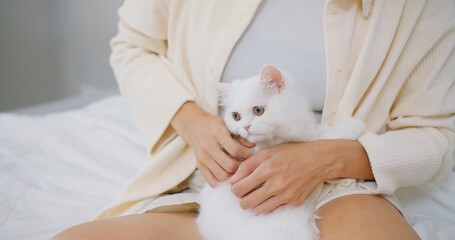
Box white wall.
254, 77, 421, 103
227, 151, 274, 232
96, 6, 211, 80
0, 0, 124, 111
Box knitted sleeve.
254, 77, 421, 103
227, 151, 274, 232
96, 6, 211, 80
110, 0, 195, 154
358, 3, 455, 194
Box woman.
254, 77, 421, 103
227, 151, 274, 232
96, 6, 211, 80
54, 0, 454, 239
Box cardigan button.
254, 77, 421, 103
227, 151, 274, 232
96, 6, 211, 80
209, 68, 216, 80
336, 63, 343, 73
330, 4, 339, 14
238, 12, 245, 22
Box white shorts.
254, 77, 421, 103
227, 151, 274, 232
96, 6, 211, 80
122, 170, 401, 215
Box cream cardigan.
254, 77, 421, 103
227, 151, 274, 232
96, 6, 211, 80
96, 0, 455, 219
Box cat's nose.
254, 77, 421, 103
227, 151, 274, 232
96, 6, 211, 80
243, 125, 251, 131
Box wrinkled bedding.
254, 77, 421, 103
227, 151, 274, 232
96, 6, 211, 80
0, 96, 454, 240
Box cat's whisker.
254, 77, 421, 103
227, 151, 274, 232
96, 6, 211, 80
248, 125, 294, 139
268, 127, 294, 139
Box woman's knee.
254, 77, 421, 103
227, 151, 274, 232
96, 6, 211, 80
316, 195, 420, 240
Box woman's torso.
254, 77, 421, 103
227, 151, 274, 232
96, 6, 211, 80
221, 0, 326, 118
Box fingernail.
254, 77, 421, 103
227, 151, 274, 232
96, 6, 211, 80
253, 209, 261, 216
228, 175, 237, 185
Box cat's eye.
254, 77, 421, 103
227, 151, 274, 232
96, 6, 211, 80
253, 106, 265, 116
232, 112, 241, 121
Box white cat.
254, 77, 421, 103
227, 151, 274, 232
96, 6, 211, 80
196, 65, 365, 240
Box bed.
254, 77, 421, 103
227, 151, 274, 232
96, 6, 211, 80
0, 94, 454, 240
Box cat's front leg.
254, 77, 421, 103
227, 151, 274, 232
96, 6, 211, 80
318, 117, 365, 140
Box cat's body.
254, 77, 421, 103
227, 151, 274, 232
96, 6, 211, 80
197, 66, 364, 240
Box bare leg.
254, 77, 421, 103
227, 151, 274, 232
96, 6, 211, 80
52, 212, 203, 240
317, 195, 420, 240
54, 195, 419, 240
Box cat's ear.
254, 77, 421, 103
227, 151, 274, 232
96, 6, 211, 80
260, 65, 285, 94
214, 82, 230, 94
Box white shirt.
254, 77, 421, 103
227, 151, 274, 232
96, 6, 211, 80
221, 0, 326, 115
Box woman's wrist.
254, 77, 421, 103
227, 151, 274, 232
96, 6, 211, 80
320, 139, 374, 181
171, 101, 203, 140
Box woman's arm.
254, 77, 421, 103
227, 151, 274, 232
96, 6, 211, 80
321, 139, 374, 181
230, 4, 455, 214
111, 0, 197, 155
171, 102, 253, 186
113, 1, 253, 185
229, 140, 373, 214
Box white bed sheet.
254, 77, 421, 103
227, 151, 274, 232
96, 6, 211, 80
0, 96, 144, 240
0, 95, 454, 240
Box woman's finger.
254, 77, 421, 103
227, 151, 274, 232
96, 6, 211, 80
204, 155, 231, 182
236, 136, 256, 148
252, 195, 285, 215
199, 137, 235, 181
238, 183, 271, 210
229, 151, 267, 185
230, 160, 268, 198
198, 164, 219, 187
211, 144, 240, 174
216, 128, 253, 160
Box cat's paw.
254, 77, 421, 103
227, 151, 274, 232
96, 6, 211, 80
319, 117, 365, 140
336, 117, 365, 140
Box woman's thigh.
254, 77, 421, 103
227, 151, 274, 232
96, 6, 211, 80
54, 195, 419, 240
317, 194, 420, 240
52, 212, 203, 240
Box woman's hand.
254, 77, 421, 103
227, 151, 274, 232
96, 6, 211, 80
229, 140, 373, 214
171, 102, 253, 187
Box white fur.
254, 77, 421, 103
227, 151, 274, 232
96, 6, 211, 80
198, 182, 320, 240
197, 67, 365, 240
217, 71, 318, 150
